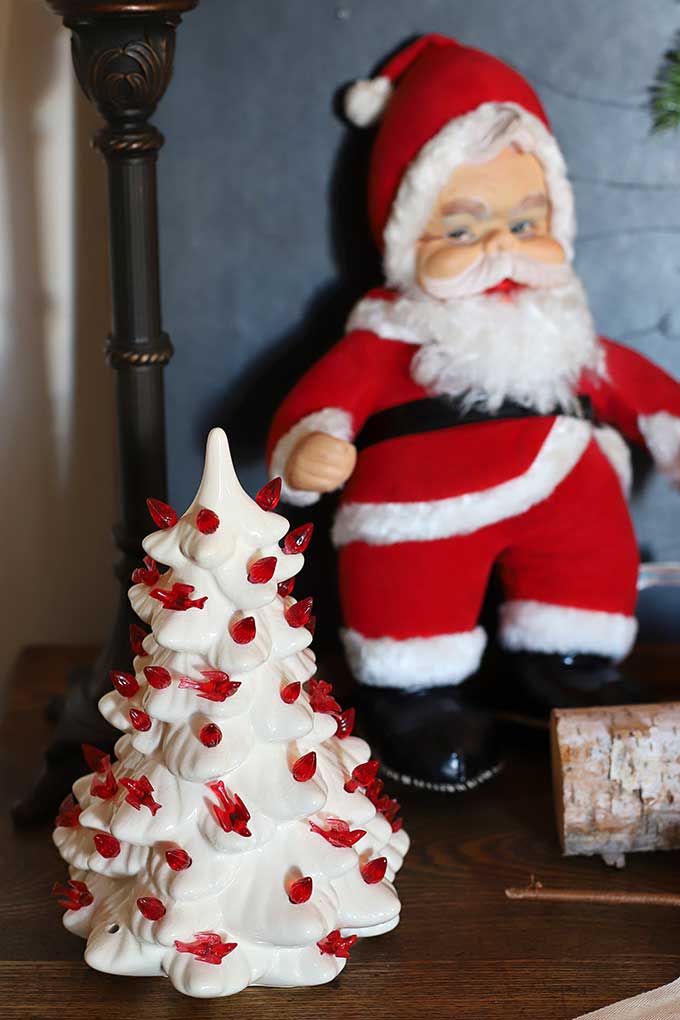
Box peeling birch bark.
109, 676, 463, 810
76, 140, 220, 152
551, 703, 680, 862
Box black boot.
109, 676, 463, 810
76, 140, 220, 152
506, 651, 649, 716
357, 678, 502, 793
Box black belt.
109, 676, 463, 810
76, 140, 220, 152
355, 394, 595, 452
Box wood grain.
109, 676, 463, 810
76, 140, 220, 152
2, 645, 680, 1019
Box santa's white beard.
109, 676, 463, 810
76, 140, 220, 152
403, 267, 604, 414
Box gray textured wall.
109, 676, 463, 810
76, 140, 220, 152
157, 0, 680, 640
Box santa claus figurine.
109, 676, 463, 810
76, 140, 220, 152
267, 35, 680, 793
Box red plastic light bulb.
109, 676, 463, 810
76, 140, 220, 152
146, 497, 178, 529
282, 523, 314, 555
174, 932, 237, 964
291, 751, 316, 782
120, 775, 162, 815
391, 817, 403, 833
196, 507, 220, 533
361, 856, 387, 885
144, 665, 171, 689
344, 759, 380, 793
317, 930, 357, 959
129, 623, 148, 657
335, 707, 355, 740
131, 555, 160, 587
255, 477, 281, 511
54, 793, 81, 828
82, 743, 108, 773
136, 896, 166, 920
309, 818, 366, 848
354, 760, 379, 785
229, 616, 256, 644
151, 582, 207, 611
280, 681, 301, 704
129, 708, 152, 732
288, 876, 313, 904
179, 670, 240, 702
277, 576, 295, 597
199, 723, 223, 747
385, 798, 401, 822
208, 780, 251, 837
308, 679, 341, 715
110, 670, 139, 698
366, 778, 384, 804
247, 556, 277, 584
84, 746, 119, 799
165, 847, 192, 871
90, 768, 118, 801
93, 832, 121, 858
285, 597, 313, 629
52, 879, 93, 911
373, 793, 391, 814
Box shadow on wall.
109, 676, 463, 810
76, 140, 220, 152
0, 1, 117, 701
200, 87, 383, 655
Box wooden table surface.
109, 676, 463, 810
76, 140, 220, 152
2, 644, 680, 1020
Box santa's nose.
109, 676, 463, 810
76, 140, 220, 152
483, 226, 513, 254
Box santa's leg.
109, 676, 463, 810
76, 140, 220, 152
338, 531, 502, 791
497, 438, 640, 712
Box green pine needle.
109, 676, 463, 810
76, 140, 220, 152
652, 48, 680, 132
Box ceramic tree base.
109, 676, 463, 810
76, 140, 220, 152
52, 429, 408, 998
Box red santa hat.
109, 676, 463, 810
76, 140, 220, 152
345, 35, 575, 289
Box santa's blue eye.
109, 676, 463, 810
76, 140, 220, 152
447, 228, 475, 242
510, 219, 535, 235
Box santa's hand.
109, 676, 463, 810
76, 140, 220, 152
285, 432, 357, 492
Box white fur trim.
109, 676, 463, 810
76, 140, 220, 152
383, 102, 575, 290
345, 76, 393, 127
499, 600, 637, 659
342, 626, 486, 687
269, 408, 354, 507
332, 416, 591, 546
638, 412, 680, 484
594, 426, 632, 494
346, 296, 422, 344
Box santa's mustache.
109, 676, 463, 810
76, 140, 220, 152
422, 251, 572, 300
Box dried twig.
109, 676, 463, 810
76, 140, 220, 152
505, 877, 680, 908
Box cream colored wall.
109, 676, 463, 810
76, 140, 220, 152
0, 0, 117, 694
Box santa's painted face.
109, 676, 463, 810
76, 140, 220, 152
416, 146, 567, 299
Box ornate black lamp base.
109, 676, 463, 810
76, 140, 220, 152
13, 0, 198, 825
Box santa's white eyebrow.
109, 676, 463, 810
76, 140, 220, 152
440, 197, 490, 219
509, 193, 548, 215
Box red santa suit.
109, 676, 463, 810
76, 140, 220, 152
267, 36, 680, 691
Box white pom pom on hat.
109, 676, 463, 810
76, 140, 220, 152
344, 76, 393, 127
342, 34, 452, 128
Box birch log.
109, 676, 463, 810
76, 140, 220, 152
551, 702, 680, 863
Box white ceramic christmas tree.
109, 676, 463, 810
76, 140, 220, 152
52, 428, 409, 998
